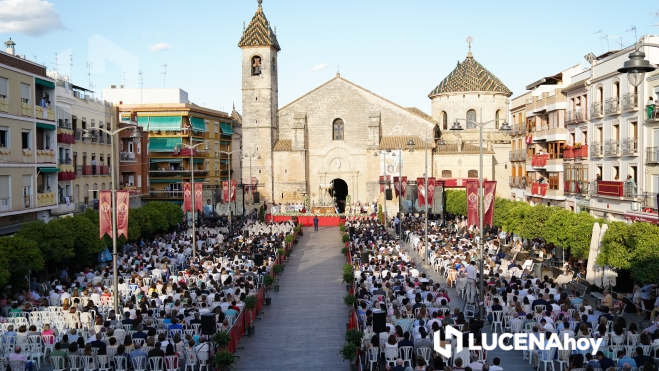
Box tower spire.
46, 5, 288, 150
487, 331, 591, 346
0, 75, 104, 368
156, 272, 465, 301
257, 0, 262, 7
466, 36, 473, 58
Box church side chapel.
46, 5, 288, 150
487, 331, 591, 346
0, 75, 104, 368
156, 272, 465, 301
239, 1, 513, 214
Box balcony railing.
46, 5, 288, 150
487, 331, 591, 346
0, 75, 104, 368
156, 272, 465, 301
74, 129, 82, 141
605, 97, 620, 115
590, 101, 603, 118
642, 193, 658, 210
509, 176, 513, 187
604, 140, 620, 156
590, 141, 603, 157
530, 183, 548, 196
574, 144, 588, 159
578, 181, 589, 195
622, 92, 638, 111
566, 110, 586, 125
646, 147, 659, 164
621, 137, 638, 156
57, 120, 72, 129
144, 190, 184, 199
148, 169, 209, 178
120, 152, 137, 162
590, 180, 636, 198
36, 192, 57, 207
563, 147, 574, 161
624, 182, 637, 198
531, 154, 549, 167
0, 197, 10, 212
509, 152, 513, 162
520, 151, 527, 161
58, 194, 74, 205
75, 165, 83, 176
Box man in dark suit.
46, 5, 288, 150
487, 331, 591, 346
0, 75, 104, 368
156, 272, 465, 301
313, 216, 319, 231
121, 312, 134, 327
531, 296, 547, 310
147, 342, 165, 358
397, 332, 414, 348
90, 333, 107, 355
633, 347, 654, 367
133, 325, 148, 341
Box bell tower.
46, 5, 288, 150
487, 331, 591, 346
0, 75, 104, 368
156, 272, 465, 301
239, 0, 280, 204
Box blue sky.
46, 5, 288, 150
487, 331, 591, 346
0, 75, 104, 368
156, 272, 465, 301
1, 0, 657, 114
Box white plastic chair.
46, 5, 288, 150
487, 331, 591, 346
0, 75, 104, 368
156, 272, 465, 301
131, 356, 147, 371
97, 355, 112, 371
491, 311, 504, 333
536, 347, 557, 371
82, 355, 97, 371
68, 354, 84, 371
149, 356, 165, 371
184, 350, 198, 371
366, 347, 379, 371
50, 356, 67, 371
384, 347, 398, 368
416, 347, 432, 367
399, 346, 413, 367
165, 355, 180, 371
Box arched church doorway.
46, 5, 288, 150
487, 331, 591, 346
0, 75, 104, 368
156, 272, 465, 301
328, 178, 348, 213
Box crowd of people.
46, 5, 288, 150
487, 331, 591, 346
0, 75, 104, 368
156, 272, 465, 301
0, 210, 295, 371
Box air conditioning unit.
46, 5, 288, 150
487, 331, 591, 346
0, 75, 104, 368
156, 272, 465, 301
73, 91, 80, 98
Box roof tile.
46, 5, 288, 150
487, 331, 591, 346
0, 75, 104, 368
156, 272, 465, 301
429, 53, 512, 96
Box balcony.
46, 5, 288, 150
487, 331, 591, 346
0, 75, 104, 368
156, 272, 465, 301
0, 198, 10, 212
57, 127, 75, 144
120, 152, 137, 162
604, 97, 621, 115
642, 193, 658, 210
590, 101, 603, 118
566, 110, 586, 125
81, 165, 109, 176
531, 154, 549, 168
148, 169, 209, 178
36, 149, 55, 163
574, 144, 588, 159
622, 92, 638, 112
590, 141, 603, 157
36, 192, 57, 207
590, 180, 636, 198
604, 140, 620, 156
74, 129, 82, 141
58, 165, 75, 181
121, 186, 140, 196
530, 183, 548, 196
578, 181, 589, 196
509, 176, 513, 187
35, 106, 55, 121
509, 151, 513, 162
646, 147, 659, 164
22, 149, 32, 163
143, 190, 184, 200
563, 147, 574, 161
519, 151, 527, 161
621, 137, 638, 156
21, 102, 31, 116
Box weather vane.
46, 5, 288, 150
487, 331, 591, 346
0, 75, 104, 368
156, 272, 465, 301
466, 36, 473, 52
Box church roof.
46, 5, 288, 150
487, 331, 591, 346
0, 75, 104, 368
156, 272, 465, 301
434, 142, 495, 155
429, 52, 512, 97
379, 136, 435, 150
238, 2, 281, 51
273, 139, 292, 151
405, 107, 435, 123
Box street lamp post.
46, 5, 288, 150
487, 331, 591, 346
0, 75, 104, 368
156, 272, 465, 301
217, 150, 239, 230
82, 125, 142, 315
244, 151, 261, 205
617, 42, 658, 86
174, 141, 210, 260
449, 113, 510, 319
374, 150, 392, 225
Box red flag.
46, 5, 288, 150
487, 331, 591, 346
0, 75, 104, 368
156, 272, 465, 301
483, 181, 497, 228
417, 178, 425, 207
183, 182, 192, 212
379, 176, 385, 193
116, 191, 130, 239
427, 178, 436, 207
230, 180, 237, 202
401, 176, 407, 197
99, 190, 112, 239
223, 181, 229, 203
466, 180, 479, 228
393, 177, 400, 198
194, 183, 203, 212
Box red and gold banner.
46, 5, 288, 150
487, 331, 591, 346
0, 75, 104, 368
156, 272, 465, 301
393, 177, 400, 198
401, 176, 407, 197
183, 182, 192, 212
427, 178, 436, 207
194, 183, 203, 212
483, 180, 497, 228
379, 176, 385, 193
99, 190, 112, 239
466, 180, 479, 228
230, 180, 237, 202
116, 191, 130, 239
417, 178, 425, 207
223, 181, 229, 203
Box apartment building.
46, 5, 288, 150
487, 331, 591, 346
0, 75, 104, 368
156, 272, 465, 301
116, 116, 149, 208
509, 92, 530, 201
0, 39, 59, 233
562, 69, 591, 213
523, 65, 582, 207
102, 88, 236, 206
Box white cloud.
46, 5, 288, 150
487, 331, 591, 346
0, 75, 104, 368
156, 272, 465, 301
149, 42, 173, 52
310, 63, 327, 71
0, 0, 63, 37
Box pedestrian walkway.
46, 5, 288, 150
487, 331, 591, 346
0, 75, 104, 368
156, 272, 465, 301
233, 226, 346, 370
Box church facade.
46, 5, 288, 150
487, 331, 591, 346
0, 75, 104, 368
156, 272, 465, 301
239, 1, 512, 212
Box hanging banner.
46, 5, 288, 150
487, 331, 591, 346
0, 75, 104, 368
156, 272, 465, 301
393, 177, 400, 198
230, 180, 237, 202
401, 176, 407, 197
183, 182, 192, 212
466, 180, 479, 228
417, 178, 426, 207
194, 183, 203, 212
379, 176, 385, 193
223, 181, 229, 203
99, 190, 112, 239
252, 177, 258, 194
483, 181, 497, 228
116, 191, 130, 239
427, 178, 436, 207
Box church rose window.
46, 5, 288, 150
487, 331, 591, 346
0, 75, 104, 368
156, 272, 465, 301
333, 119, 344, 140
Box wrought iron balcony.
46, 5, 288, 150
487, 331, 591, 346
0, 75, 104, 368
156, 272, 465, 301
621, 137, 638, 156
604, 97, 620, 115
590, 141, 603, 157
604, 140, 619, 156
622, 92, 638, 111
590, 101, 603, 118
646, 147, 659, 164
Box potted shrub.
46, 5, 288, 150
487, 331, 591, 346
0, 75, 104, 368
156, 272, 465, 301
343, 264, 353, 275
284, 234, 294, 247
341, 233, 350, 243
263, 275, 274, 305
342, 271, 355, 291
277, 248, 285, 257
244, 295, 257, 336
273, 264, 283, 276
343, 294, 357, 307
210, 329, 231, 350
274, 277, 280, 292
345, 329, 364, 348
341, 247, 349, 255
210, 350, 236, 371
339, 223, 345, 233
338, 342, 359, 371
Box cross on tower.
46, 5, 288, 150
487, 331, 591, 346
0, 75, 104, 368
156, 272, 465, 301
466, 36, 473, 52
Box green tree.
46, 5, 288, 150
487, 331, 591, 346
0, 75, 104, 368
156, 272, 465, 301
597, 221, 632, 269
58, 216, 105, 269
626, 223, 659, 282
517, 204, 553, 240
15, 220, 75, 276
0, 236, 45, 288
445, 190, 466, 216
493, 197, 516, 229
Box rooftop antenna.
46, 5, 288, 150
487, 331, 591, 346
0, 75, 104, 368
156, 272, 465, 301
69, 53, 73, 83
627, 26, 638, 43
87, 62, 95, 92
122, 72, 126, 87
161, 63, 167, 88
139, 70, 143, 104
594, 30, 604, 53
32, 55, 37, 63
600, 33, 610, 51
605, 36, 623, 49
49, 53, 64, 73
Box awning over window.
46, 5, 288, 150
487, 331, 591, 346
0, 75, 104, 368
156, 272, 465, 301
35, 78, 55, 89
36, 122, 56, 130
150, 179, 182, 183
220, 122, 233, 135
38, 167, 60, 173
219, 159, 229, 165
140, 116, 183, 131
148, 137, 182, 152
190, 117, 206, 133
193, 158, 205, 164
150, 158, 182, 163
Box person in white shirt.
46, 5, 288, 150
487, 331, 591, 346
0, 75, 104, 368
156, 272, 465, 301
490, 357, 504, 371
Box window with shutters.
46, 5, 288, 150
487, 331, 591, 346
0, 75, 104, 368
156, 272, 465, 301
0, 77, 8, 99
20, 83, 30, 103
